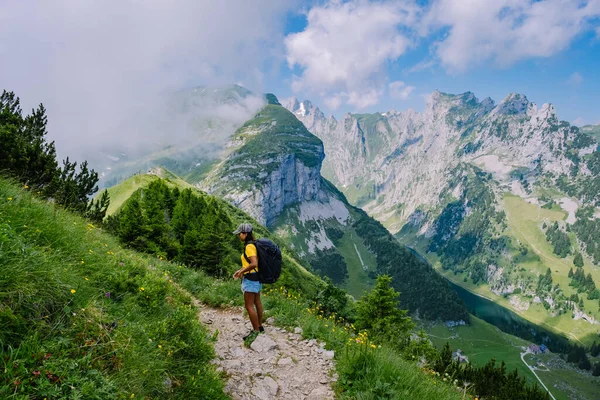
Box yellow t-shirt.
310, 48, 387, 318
242, 243, 258, 275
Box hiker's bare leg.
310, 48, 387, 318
244, 292, 259, 331
254, 292, 263, 327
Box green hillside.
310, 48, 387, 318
0, 177, 227, 399
0, 177, 474, 400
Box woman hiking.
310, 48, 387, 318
232, 223, 264, 340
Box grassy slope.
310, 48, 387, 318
0, 177, 226, 399
103, 168, 194, 216
426, 316, 533, 380
426, 317, 600, 400
502, 194, 600, 344
527, 352, 600, 400
399, 193, 600, 399
337, 231, 376, 298
402, 194, 599, 346
1, 176, 465, 400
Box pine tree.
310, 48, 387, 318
87, 190, 110, 223
355, 275, 415, 348
118, 196, 146, 246
574, 252, 584, 268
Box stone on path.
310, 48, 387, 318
199, 306, 336, 399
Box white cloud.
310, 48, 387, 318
0, 0, 297, 162
567, 72, 584, 86
425, 0, 600, 72
285, 0, 418, 109
389, 81, 415, 100
405, 59, 436, 74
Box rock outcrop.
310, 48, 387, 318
285, 91, 597, 233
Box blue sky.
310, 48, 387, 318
270, 1, 600, 125
1, 0, 599, 156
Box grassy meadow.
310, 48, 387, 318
1, 176, 468, 400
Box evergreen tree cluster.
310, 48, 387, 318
567, 345, 592, 371
434, 343, 550, 400
568, 267, 599, 300
310, 248, 348, 284
107, 180, 239, 277
572, 207, 600, 264
537, 268, 553, 294
352, 209, 470, 322
0, 90, 108, 222
544, 222, 571, 258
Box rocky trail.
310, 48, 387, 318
197, 304, 337, 400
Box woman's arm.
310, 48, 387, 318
233, 256, 258, 279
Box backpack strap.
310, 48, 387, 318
243, 241, 258, 273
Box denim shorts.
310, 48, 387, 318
241, 277, 262, 293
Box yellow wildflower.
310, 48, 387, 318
140, 287, 145, 291
84, 277, 89, 281
24, 185, 29, 189
370, 344, 376, 349
7, 197, 13, 201
70, 289, 76, 294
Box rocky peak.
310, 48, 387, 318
284, 97, 300, 113
199, 104, 327, 226
493, 93, 530, 116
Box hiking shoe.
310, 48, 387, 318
243, 331, 259, 341
259, 326, 265, 334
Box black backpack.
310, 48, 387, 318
244, 238, 282, 284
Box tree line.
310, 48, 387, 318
0, 90, 108, 222
352, 208, 470, 322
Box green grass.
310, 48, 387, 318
338, 231, 376, 299
426, 316, 534, 382
0, 177, 227, 399
502, 194, 600, 344
103, 168, 195, 216
1, 175, 469, 400
425, 317, 600, 400
525, 353, 600, 400
261, 287, 463, 400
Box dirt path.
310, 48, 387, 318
197, 303, 337, 400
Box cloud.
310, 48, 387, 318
567, 72, 584, 86
388, 81, 415, 100
285, 0, 418, 109
573, 117, 585, 126
425, 0, 600, 72
0, 0, 297, 165
405, 59, 436, 74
